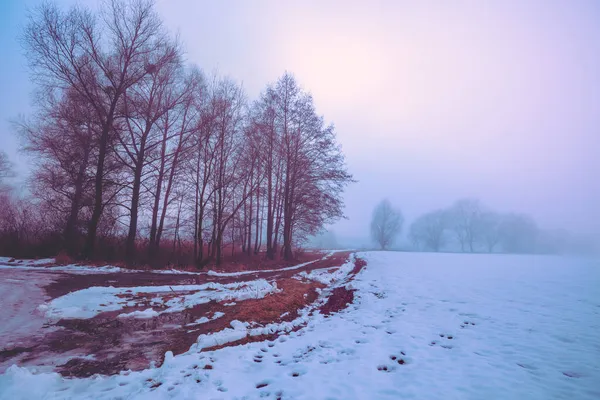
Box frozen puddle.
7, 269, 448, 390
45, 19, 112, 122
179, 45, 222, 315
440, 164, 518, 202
1, 252, 599, 399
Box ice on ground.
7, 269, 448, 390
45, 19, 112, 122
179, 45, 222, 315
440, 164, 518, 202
2, 252, 600, 400
0, 262, 205, 275
117, 308, 159, 319
186, 311, 226, 326
0, 255, 208, 275
41, 279, 276, 319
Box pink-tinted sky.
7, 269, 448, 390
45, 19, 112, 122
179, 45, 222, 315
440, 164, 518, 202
1, 0, 599, 240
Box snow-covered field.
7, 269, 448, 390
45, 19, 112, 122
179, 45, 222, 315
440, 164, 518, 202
1, 251, 599, 399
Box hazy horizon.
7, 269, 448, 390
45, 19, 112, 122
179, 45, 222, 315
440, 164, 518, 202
1, 0, 599, 242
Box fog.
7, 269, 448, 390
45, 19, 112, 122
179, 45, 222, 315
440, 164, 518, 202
1, 0, 599, 247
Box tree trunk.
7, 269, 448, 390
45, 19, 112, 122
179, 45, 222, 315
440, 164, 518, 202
148, 119, 169, 261
254, 182, 260, 254
83, 118, 112, 259
125, 156, 144, 264
246, 177, 253, 256
63, 145, 90, 256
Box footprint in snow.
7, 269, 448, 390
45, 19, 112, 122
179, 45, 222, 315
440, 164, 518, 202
377, 364, 395, 372
430, 335, 454, 348
256, 380, 271, 389
460, 320, 476, 328
562, 371, 584, 378
290, 365, 308, 377
389, 353, 407, 365
516, 363, 537, 371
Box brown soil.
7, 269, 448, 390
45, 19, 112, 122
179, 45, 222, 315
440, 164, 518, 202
319, 287, 356, 315
319, 256, 366, 315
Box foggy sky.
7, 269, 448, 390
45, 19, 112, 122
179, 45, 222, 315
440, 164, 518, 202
1, 0, 599, 242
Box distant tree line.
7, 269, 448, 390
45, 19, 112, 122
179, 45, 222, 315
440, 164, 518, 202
0, 0, 352, 267
409, 198, 594, 254
363, 197, 595, 254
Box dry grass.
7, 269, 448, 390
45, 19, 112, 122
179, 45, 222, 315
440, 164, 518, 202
54, 251, 73, 265
233, 278, 325, 324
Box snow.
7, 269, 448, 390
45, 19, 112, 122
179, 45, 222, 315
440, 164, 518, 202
117, 308, 159, 319
41, 279, 277, 320
2, 251, 600, 399
195, 320, 250, 350
186, 312, 225, 327
0, 262, 124, 274
295, 256, 356, 285
0, 262, 204, 275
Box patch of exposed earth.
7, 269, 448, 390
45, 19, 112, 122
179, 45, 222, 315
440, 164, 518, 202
0, 251, 363, 377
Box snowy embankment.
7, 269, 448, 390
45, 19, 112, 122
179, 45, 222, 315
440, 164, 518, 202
2, 252, 600, 399
0, 258, 203, 275
40, 279, 277, 320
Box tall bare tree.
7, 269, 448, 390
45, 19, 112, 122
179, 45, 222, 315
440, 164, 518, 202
448, 198, 483, 252
147, 69, 202, 261
370, 199, 403, 250
116, 38, 184, 263
17, 88, 97, 255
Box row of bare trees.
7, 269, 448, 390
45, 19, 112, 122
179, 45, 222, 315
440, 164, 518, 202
408, 199, 540, 253
11, 0, 352, 267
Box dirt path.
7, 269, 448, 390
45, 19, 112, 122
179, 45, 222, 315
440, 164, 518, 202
0, 251, 361, 377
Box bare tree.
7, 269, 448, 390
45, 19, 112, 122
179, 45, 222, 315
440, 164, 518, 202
480, 211, 502, 253
447, 198, 483, 252
115, 37, 185, 264
251, 85, 279, 259
146, 69, 201, 262
409, 210, 448, 252
17, 89, 97, 255
273, 73, 352, 260
370, 199, 403, 250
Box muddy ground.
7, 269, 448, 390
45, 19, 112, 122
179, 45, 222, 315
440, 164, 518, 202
0, 251, 364, 377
